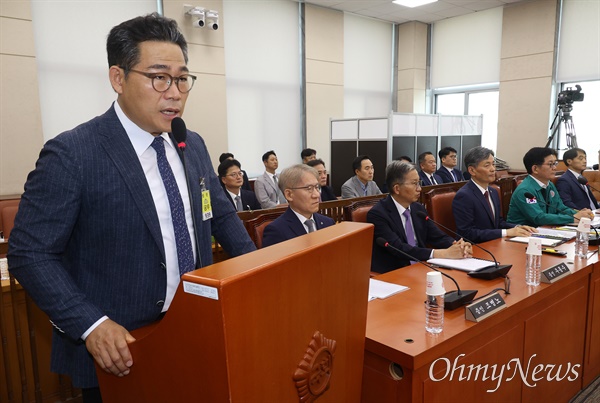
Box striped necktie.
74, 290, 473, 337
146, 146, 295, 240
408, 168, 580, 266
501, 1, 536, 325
151, 137, 195, 276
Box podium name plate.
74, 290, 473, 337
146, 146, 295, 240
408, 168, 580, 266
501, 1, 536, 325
183, 281, 219, 300
540, 262, 571, 284
465, 292, 506, 322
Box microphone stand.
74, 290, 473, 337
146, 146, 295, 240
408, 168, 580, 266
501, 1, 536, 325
415, 211, 512, 280
170, 120, 203, 269
376, 238, 477, 310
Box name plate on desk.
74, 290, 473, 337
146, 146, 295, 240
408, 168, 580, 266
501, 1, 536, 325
540, 262, 571, 284
465, 292, 506, 322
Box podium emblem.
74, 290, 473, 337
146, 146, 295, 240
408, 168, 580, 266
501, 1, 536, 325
293, 331, 336, 402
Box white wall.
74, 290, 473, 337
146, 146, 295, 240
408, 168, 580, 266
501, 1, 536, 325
31, 0, 157, 141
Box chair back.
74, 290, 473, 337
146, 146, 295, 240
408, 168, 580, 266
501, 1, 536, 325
245, 211, 286, 249
1, 205, 18, 239
427, 191, 457, 237
343, 199, 380, 223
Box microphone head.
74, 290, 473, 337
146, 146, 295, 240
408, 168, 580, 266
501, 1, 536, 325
415, 211, 428, 220
577, 176, 588, 185
524, 192, 536, 199
171, 117, 187, 145
376, 237, 388, 248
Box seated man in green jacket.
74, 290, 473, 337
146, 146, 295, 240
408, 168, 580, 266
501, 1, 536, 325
507, 147, 594, 226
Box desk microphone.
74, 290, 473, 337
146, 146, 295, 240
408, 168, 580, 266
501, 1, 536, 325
375, 237, 477, 310
414, 211, 512, 280
577, 176, 600, 196
171, 117, 203, 268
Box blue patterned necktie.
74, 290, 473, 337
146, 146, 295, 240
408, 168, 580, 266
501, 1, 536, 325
151, 136, 195, 276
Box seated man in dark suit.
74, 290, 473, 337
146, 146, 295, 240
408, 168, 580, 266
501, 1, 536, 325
556, 148, 599, 211
262, 164, 335, 247
219, 152, 251, 191
418, 151, 443, 186
367, 161, 472, 273
436, 147, 465, 183
218, 159, 261, 211
307, 159, 337, 201
452, 146, 535, 243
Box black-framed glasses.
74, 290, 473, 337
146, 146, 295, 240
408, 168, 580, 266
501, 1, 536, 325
126, 69, 197, 93
538, 161, 559, 168
226, 171, 243, 178
290, 184, 321, 193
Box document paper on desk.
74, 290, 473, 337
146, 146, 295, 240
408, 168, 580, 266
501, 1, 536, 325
427, 257, 496, 272
368, 279, 409, 301
508, 227, 576, 246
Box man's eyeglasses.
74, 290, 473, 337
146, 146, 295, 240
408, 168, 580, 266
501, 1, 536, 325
226, 171, 243, 178
400, 181, 422, 189
126, 69, 197, 93
290, 184, 321, 193
538, 161, 559, 168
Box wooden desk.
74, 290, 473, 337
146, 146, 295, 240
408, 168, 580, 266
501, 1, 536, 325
362, 239, 599, 402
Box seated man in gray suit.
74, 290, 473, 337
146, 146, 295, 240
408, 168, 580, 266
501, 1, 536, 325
254, 150, 288, 209
341, 155, 382, 199
7, 14, 256, 400
262, 164, 335, 247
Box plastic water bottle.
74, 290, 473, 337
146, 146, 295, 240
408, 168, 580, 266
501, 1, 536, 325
425, 272, 445, 334
525, 253, 542, 286
525, 237, 542, 286
575, 217, 591, 258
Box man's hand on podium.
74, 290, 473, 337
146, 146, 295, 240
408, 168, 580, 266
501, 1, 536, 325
86, 319, 136, 377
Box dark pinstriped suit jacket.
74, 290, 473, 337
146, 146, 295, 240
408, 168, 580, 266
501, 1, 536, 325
7, 105, 256, 388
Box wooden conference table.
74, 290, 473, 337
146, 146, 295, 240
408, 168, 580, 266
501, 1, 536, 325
362, 236, 599, 402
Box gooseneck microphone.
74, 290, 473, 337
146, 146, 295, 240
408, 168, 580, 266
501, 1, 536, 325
415, 211, 512, 280
171, 117, 203, 268
577, 175, 600, 194
376, 237, 477, 310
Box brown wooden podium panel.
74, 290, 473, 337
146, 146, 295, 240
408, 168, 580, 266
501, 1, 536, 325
361, 238, 598, 402
584, 262, 600, 387
97, 222, 374, 402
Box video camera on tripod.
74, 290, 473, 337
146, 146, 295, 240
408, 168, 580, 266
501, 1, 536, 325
557, 84, 584, 108
545, 85, 584, 148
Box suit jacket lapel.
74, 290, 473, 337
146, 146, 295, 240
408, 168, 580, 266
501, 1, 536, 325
284, 208, 308, 237
99, 108, 165, 257
470, 182, 495, 224
384, 197, 407, 242
567, 171, 588, 197
264, 172, 277, 193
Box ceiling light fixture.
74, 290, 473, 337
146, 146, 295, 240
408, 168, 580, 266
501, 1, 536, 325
393, 0, 438, 8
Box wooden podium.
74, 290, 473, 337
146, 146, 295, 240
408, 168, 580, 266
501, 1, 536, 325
97, 222, 374, 402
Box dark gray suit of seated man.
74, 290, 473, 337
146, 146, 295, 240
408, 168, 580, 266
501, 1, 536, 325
367, 161, 472, 274
7, 14, 256, 401
262, 164, 335, 248
341, 155, 382, 199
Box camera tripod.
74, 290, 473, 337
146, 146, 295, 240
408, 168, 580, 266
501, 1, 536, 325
545, 103, 577, 149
